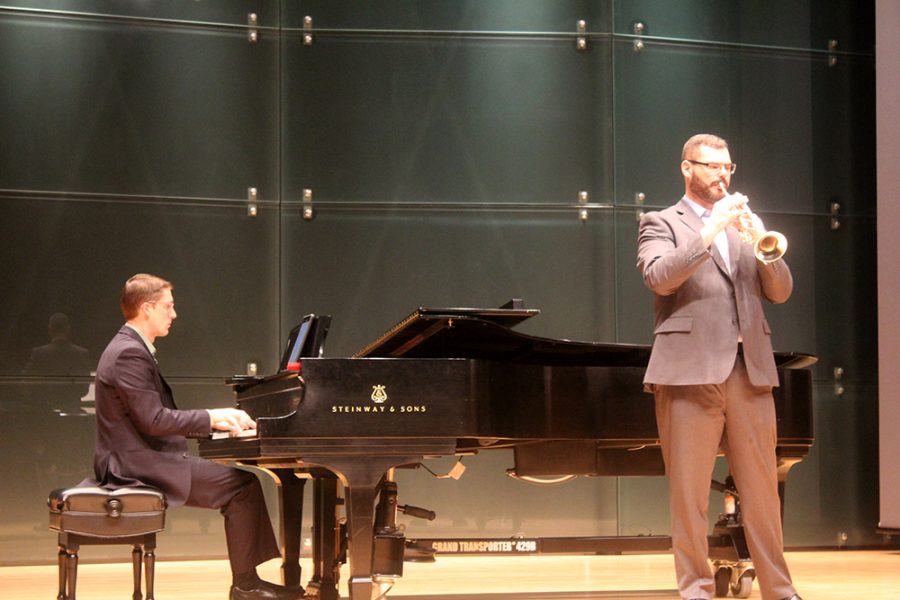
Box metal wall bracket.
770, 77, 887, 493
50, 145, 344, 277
578, 190, 589, 221
635, 192, 646, 221
828, 39, 838, 67
633, 22, 645, 52
303, 16, 314, 45
302, 188, 315, 220
248, 13, 259, 43
833, 366, 845, 396
576, 20, 587, 51
247, 187, 258, 217
830, 201, 841, 230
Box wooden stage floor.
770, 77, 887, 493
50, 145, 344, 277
1, 549, 897, 599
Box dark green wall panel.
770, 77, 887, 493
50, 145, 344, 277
283, 35, 613, 204
286, 0, 611, 33
613, 0, 874, 53
1, 1, 282, 26
0, 197, 281, 378
0, 14, 279, 199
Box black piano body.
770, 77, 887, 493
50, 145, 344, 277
199, 306, 815, 600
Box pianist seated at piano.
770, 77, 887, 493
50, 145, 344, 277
84, 274, 304, 600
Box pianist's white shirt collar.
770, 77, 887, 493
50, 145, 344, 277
125, 322, 157, 359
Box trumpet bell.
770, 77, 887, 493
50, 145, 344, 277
754, 231, 788, 263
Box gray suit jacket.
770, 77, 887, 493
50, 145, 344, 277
90, 326, 210, 506
636, 198, 793, 387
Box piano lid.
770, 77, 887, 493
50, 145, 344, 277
353, 302, 537, 358
354, 303, 817, 369
354, 304, 650, 366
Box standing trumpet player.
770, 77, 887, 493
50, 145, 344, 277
636, 134, 801, 600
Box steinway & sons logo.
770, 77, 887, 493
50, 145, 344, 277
371, 384, 387, 403
330, 384, 427, 414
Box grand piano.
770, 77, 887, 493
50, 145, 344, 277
199, 304, 815, 600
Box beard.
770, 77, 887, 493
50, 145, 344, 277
690, 176, 726, 204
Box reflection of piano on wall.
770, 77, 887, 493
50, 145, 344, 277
199, 303, 815, 600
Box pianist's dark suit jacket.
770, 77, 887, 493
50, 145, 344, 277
91, 325, 211, 507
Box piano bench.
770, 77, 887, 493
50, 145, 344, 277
48, 486, 167, 600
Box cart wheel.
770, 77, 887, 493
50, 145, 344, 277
714, 566, 732, 597
730, 568, 755, 598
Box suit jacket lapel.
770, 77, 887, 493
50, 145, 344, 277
676, 199, 704, 234
157, 371, 176, 409
710, 244, 731, 278
676, 199, 732, 277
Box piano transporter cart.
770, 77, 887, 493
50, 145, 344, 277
406, 472, 761, 599
252, 466, 765, 600
199, 305, 815, 600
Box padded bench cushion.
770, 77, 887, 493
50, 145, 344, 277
49, 486, 166, 538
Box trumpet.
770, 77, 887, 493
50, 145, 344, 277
720, 183, 788, 263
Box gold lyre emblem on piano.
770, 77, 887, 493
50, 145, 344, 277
371, 385, 388, 404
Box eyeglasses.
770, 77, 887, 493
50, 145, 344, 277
147, 300, 176, 313
687, 160, 737, 174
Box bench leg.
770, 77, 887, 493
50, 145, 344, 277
57, 547, 68, 600
65, 548, 78, 600
144, 545, 156, 600
131, 545, 143, 600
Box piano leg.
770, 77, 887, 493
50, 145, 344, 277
345, 477, 383, 599
776, 455, 803, 522
316, 457, 422, 600
309, 473, 341, 600
272, 468, 306, 589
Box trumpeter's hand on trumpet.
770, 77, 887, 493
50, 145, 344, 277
716, 182, 765, 243
701, 183, 751, 239
714, 181, 788, 263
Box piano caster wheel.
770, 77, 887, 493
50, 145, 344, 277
715, 566, 732, 597
714, 565, 754, 598
730, 568, 755, 598
403, 540, 436, 563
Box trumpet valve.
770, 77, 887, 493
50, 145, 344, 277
737, 227, 757, 244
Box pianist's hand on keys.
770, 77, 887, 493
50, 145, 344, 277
207, 407, 256, 435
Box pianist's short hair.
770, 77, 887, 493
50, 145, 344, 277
120, 274, 173, 320
682, 133, 729, 160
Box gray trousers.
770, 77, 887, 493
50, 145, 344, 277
653, 356, 796, 600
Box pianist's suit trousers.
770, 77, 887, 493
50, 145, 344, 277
184, 458, 280, 575
653, 355, 796, 600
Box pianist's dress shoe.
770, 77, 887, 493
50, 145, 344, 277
779, 596, 803, 600
229, 580, 305, 600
